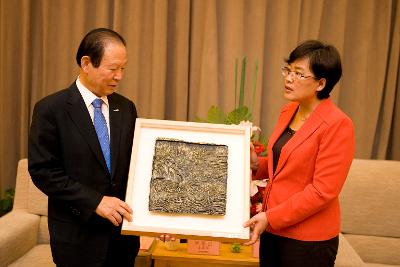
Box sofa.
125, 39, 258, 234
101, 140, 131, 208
0, 158, 398, 266
0, 159, 152, 267
339, 159, 400, 267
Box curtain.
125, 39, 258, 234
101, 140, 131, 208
1, 0, 399, 194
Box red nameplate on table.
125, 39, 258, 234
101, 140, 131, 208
187, 239, 220, 255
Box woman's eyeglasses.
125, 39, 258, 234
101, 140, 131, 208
281, 66, 315, 80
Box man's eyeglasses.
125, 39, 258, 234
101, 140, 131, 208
281, 66, 315, 80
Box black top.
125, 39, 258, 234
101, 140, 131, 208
272, 127, 296, 173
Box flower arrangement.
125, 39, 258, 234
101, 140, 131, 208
250, 129, 268, 217
253, 140, 267, 156
196, 57, 268, 218
250, 142, 268, 217
196, 57, 257, 124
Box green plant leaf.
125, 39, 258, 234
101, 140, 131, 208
235, 58, 238, 108
5, 188, 14, 198
197, 57, 261, 128
258, 134, 267, 144
250, 60, 259, 115
239, 57, 247, 108
226, 106, 252, 125
206, 105, 227, 124
231, 243, 241, 253
194, 106, 225, 124
2, 199, 12, 212
0, 188, 14, 214
194, 116, 206, 123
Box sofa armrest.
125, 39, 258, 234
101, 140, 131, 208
0, 209, 40, 266
335, 233, 365, 267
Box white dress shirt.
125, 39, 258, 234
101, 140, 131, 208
76, 77, 110, 136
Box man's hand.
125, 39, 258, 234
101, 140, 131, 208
95, 196, 133, 226
243, 212, 268, 245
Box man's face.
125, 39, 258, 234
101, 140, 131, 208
83, 41, 127, 97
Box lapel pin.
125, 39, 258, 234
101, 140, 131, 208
113, 109, 120, 112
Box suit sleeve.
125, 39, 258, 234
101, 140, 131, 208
28, 100, 102, 222
266, 116, 355, 230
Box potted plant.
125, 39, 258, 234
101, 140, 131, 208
0, 188, 15, 216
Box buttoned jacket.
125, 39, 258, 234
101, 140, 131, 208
255, 98, 355, 241
28, 82, 138, 263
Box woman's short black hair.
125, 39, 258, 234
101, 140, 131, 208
76, 28, 126, 68
285, 40, 342, 99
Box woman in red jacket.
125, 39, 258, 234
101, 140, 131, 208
244, 40, 355, 267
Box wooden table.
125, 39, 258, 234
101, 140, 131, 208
135, 237, 157, 267
152, 241, 259, 267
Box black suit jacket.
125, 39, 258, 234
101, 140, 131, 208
28, 82, 138, 265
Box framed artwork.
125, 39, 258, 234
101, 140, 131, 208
122, 118, 251, 242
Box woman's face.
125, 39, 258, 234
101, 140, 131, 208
282, 57, 323, 104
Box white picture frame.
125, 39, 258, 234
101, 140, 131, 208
122, 118, 251, 242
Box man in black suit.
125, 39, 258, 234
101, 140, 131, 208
28, 28, 139, 267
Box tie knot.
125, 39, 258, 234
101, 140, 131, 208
92, 98, 103, 109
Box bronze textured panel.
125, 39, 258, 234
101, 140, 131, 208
149, 138, 228, 215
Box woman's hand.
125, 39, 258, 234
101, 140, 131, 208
243, 212, 268, 245
250, 142, 259, 170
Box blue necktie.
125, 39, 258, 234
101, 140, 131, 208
92, 98, 111, 173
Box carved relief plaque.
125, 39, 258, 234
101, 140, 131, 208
149, 138, 228, 215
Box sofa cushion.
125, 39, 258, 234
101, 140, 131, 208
13, 159, 30, 210
0, 211, 40, 267
345, 234, 400, 266
335, 233, 365, 267
38, 216, 50, 244
8, 244, 55, 267
27, 178, 48, 216
340, 159, 400, 238
366, 264, 400, 267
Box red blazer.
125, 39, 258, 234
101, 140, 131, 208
254, 99, 354, 241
